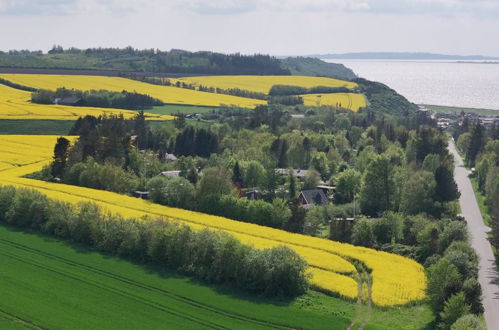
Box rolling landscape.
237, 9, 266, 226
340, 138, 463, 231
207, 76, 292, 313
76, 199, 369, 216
1, 2, 499, 329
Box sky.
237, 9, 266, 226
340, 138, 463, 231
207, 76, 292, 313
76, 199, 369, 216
0, 0, 498, 56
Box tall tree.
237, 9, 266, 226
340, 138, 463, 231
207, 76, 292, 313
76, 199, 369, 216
359, 154, 398, 216
51, 137, 71, 178
466, 123, 485, 167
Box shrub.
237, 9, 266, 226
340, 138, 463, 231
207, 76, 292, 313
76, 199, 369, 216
439, 292, 471, 330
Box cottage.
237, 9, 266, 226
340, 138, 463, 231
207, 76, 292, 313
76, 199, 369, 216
299, 189, 328, 208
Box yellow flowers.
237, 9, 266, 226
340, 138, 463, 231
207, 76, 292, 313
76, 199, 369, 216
0, 84, 174, 121
301, 93, 367, 111
0, 74, 265, 108
172, 75, 358, 94
0, 135, 427, 306
0, 73, 365, 111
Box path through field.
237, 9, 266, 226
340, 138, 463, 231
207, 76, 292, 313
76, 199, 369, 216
449, 139, 499, 330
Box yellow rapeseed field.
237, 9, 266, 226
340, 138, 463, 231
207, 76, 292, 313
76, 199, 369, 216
0, 135, 427, 306
0, 74, 265, 108
301, 93, 367, 112
171, 75, 358, 94
0, 84, 174, 120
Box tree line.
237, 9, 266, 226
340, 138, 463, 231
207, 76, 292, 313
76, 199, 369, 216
0, 185, 309, 297
31, 87, 163, 110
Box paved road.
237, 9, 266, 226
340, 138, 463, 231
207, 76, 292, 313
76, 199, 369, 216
449, 139, 499, 330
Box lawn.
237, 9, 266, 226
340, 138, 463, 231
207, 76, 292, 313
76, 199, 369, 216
149, 104, 218, 115
0, 225, 433, 329
0, 120, 75, 135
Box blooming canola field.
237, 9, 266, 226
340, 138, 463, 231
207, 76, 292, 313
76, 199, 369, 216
0, 74, 265, 108
0, 74, 366, 111
0, 135, 426, 306
171, 75, 359, 94
0, 83, 174, 121
301, 93, 366, 111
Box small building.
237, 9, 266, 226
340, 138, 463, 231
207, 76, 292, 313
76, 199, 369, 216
54, 96, 83, 106
160, 170, 181, 177
299, 189, 328, 208
133, 191, 149, 199
164, 153, 178, 163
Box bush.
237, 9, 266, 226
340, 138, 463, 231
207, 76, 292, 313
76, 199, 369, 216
439, 292, 471, 330
426, 258, 462, 314
450, 314, 486, 330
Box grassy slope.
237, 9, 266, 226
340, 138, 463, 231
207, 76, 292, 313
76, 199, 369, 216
426, 104, 499, 115
0, 225, 433, 329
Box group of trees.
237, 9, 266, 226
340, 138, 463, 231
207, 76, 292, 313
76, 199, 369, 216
457, 120, 499, 251
0, 186, 308, 297
269, 84, 353, 96
8, 46, 291, 75
31, 87, 163, 110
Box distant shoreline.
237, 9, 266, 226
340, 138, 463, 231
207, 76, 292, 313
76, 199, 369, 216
424, 104, 499, 115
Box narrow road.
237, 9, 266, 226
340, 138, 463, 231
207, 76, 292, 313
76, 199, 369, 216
449, 139, 499, 330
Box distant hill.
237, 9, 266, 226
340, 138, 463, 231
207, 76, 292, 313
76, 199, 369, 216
310, 52, 499, 61
280, 57, 356, 80
0, 47, 290, 76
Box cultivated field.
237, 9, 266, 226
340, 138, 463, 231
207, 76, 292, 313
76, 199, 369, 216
0, 135, 426, 307
0, 74, 265, 108
0, 84, 173, 121
171, 75, 358, 94
0, 225, 358, 329
301, 93, 367, 111
0, 74, 366, 111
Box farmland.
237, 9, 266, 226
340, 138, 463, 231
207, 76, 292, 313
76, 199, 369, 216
0, 74, 265, 108
0, 224, 434, 330
0, 83, 173, 121
301, 93, 367, 111
0, 135, 426, 307
171, 75, 358, 94
0, 73, 366, 111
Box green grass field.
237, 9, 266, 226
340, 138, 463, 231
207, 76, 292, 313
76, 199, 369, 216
0, 120, 75, 135
426, 104, 499, 115
0, 225, 433, 329
150, 104, 218, 115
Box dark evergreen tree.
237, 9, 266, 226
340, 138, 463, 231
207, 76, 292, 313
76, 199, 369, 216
51, 137, 70, 178
434, 166, 460, 202
232, 161, 242, 184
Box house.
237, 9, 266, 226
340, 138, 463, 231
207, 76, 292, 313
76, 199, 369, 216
54, 96, 83, 106
299, 189, 328, 208
160, 170, 181, 177
164, 153, 178, 163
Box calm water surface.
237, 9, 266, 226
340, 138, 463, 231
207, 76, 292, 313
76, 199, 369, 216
325, 60, 499, 111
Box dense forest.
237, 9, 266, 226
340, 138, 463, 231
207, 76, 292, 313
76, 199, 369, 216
0, 47, 356, 79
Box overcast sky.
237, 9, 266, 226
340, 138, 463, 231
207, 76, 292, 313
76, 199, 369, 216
0, 0, 498, 56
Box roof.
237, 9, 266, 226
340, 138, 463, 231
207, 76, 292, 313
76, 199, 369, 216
299, 189, 328, 206
160, 170, 181, 177
164, 153, 178, 161
58, 96, 82, 105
